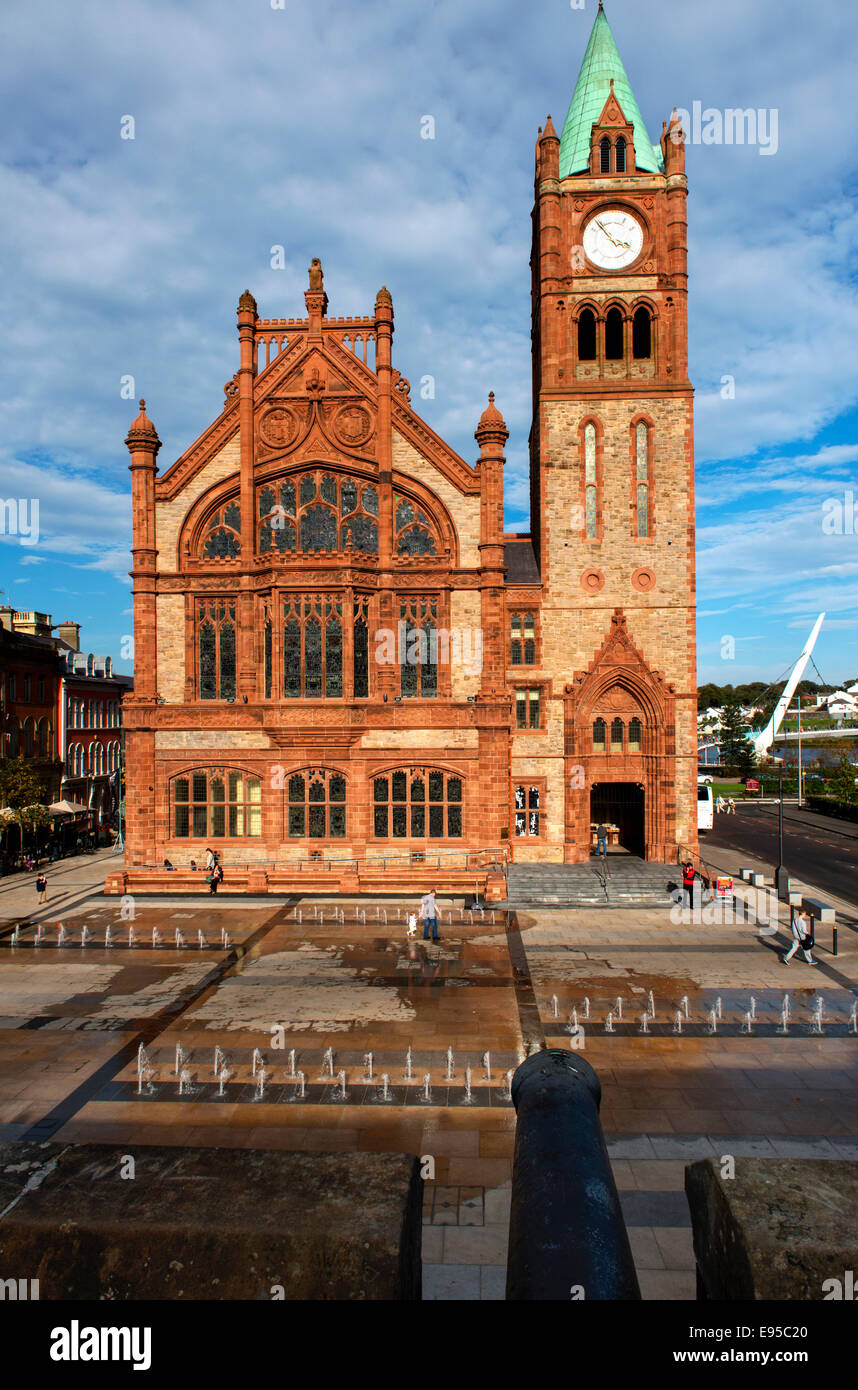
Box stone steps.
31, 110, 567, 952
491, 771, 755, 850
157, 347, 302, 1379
504, 860, 678, 908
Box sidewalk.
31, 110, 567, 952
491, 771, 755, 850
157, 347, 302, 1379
0, 849, 118, 923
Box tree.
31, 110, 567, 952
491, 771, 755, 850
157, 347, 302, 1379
719, 699, 756, 773
0, 757, 49, 809
832, 752, 858, 804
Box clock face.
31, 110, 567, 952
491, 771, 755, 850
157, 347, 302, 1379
582, 208, 645, 270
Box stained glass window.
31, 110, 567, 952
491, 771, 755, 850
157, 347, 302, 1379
202, 504, 241, 560
395, 496, 437, 556
258, 472, 379, 555
629, 717, 642, 752
399, 597, 438, 698
282, 596, 343, 699
286, 768, 346, 838
593, 718, 606, 752
354, 596, 369, 698
610, 718, 624, 752
372, 769, 463, 839
198, 600, 236, 700
636, 423, 649, 537
510, 612, 537, 665
172, 769, 261, 838
515, 689, 541, 730
584, 424, 597, 538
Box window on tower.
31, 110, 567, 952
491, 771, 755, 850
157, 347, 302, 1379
605, 307, 624, 360
600, 136, 611, 173
578, 309, 596, 361
615, 136, 626, 172
584, 423, 598, 538
632, 306, 652, 359
635, 422, 650, 538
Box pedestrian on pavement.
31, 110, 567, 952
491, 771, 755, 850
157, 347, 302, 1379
782, 908, 817, 966
36, 872, 48, 904
727, 798, 736, 815
716, 795, 726, 814
419, 888, 439, 942
208, 861, 223, 895
205, 847, 215, 872
682, 860, 696, 908
596, 823, 608, 858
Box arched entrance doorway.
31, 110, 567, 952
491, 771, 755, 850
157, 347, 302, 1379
590, 782, 645, 857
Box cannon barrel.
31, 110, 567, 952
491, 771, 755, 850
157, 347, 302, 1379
506, 1050, 640, 1300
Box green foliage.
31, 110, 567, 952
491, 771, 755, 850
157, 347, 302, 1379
718, 699, 756, 771
0, 757, 49, 809
831, 752, 858, 804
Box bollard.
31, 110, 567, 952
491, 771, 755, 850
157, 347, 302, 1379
506, 1050, 640, 1300
833, 925, 838, 957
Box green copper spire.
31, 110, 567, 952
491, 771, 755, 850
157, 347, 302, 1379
558, 3, 663, 177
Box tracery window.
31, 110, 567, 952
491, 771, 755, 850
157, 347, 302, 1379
615, 135, 626, 172
286, 768, 346, 839
395, 497, 437, 556
258, 472, 379, 555
510, 613, 536, 666
600, 136, 611, 172
635, 422, 650, 538
610, 718, 624, 753
198, 600, 236, 701
202, 502, 241, 559
172, 769, 262, 838
283, 595, 342, 698
584, 423, 598, 539
593, 718, 606, 752
372, 769, 462, 839
629, 717, 642, 752
399, 597, 438, 698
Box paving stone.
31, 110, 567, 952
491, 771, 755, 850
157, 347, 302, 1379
421, 1264, 481, 1300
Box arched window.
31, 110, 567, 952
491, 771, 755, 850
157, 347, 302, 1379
615, 136, 626, 172
632, 306, 651, 359
202, 501, 241, 560
584, 423, 598, 539
635, 423, 650, 538
600, 136, 611, 172
399, 597, 438, 698
373, 769, 462, 839
37, 718, 50, 758
593, 718, 606, 752
172, 769, 262, 838
605, 307, 624, 360
23, 718, 35, 758
286, 768, 346, 839
577, 308, 597, 361
257, 472, 380, 556
198, 600, 236, 700
610, 718, 624, 753
629, 717, 642, 752
395, 497, 437, 556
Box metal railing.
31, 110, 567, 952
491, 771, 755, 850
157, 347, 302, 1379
135, 847, 509, 875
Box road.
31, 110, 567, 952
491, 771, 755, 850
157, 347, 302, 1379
704, 803, 858, 911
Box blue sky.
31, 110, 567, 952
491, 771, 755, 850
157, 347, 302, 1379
0, 0, 856, 686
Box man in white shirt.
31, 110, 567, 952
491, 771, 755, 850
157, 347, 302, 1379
420, 889, 439, 942
782, 908, 817, 965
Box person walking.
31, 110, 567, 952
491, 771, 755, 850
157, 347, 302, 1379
419, 889, 439, 942
596, 823, 608, 859
782, 908, 817, 965
209, 861, 223, 895
205, 847, 215, 872
35, 872, 48, 904
682, 860, 696, 909
727, 797, 736, 815
716, 795, 726, 814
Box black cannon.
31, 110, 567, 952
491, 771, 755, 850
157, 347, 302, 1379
506, 1050, 640, 1300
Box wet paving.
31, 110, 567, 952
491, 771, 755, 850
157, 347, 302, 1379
1, 886, 856, 1299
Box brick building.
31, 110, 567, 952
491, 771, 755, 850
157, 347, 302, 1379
0, 613, 63, 800
114, 4, 697, 896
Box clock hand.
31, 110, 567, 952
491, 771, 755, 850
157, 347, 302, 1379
594, 218, 620, 246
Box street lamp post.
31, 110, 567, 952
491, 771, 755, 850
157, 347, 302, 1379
775, 758, 790, 899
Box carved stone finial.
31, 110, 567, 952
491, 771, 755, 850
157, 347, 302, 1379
309, 258, 324, 290
238, 288, 257, 313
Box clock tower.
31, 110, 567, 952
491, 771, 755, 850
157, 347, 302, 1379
527, 2, 697, 863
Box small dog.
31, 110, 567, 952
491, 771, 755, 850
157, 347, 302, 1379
407, 912, 418, 938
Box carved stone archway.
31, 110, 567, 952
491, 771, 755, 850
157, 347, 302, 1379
563, 609, 677, 862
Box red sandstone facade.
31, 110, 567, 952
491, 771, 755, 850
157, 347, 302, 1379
111, 44, 697, 897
